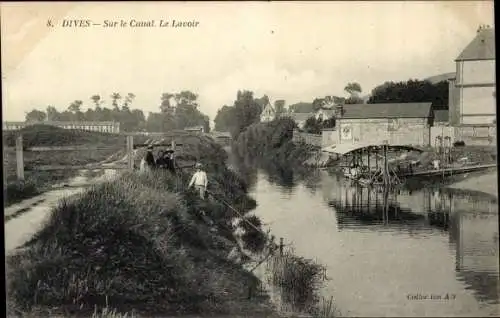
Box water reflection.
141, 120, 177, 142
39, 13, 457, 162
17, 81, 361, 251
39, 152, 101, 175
323, 174, 499, 306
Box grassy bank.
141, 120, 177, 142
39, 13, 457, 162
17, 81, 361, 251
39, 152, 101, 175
3, 125, 149, 207
5, 135, 280, 317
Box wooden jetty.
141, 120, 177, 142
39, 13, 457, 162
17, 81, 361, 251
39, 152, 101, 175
322, 141, 497, 187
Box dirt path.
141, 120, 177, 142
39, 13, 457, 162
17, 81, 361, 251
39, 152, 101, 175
5, 169, 119, 254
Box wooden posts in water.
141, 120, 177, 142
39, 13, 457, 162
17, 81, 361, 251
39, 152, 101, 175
16, 135, 24, 181
126, 135, 134, 170
382, 140, 389, 186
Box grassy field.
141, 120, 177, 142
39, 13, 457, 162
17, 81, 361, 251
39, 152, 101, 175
3, 125, 151, 207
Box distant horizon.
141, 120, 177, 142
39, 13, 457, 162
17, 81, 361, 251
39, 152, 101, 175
2, 2, 494, 123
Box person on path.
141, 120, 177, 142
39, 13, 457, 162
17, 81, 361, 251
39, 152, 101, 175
188, 162, 208, 199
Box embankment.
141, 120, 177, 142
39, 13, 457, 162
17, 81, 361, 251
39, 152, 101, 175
7, 134, 318, 317
446, 167, 498, 198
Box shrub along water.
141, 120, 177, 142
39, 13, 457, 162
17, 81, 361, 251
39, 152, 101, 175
232, 117, 316, 168
6, 136, 276, 317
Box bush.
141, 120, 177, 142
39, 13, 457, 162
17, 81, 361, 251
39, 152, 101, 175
232, 118, 313, 166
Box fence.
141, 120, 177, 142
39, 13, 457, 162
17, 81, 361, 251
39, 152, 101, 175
5, 134, 180, 184
292, 130, 322, 147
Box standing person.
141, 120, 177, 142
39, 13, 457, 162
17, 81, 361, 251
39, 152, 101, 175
188, 162, 208, 199
156, 150, 166, 168
145, 145, 156, 169
165, 149, 176, 173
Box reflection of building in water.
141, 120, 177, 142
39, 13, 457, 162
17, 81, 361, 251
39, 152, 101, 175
325, 173, 499, 303
449, 204, 499, 304
330, 183, 427, 228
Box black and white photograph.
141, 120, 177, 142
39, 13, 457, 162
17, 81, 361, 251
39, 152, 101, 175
2, 1, 498, 317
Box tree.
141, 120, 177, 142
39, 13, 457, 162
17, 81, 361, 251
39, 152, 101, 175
214, 105, 236, 132
173, 91, 203, 129
302, 115, 336, 134
68, 100, 83, 113
46, 106, 58, 121
303, 117, 323, 134
160, 93, 175, 113
122, 93, 135, 112
25, 109, 47, 122
110, 93, 121, 109
367, 79, 448, 108
344, 83, 363, 104
90, 95, 102, 108
344, 82, 362, 97
230, 90, 263, 138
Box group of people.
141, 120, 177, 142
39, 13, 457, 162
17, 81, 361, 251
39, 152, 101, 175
140, 145, 176, 173
140, 145, 209, 199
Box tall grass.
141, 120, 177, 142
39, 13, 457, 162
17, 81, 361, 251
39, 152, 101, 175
6, 136, 277, 316
264, 248, 337, 318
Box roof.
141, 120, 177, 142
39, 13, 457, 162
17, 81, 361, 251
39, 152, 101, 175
322, 142, 424, 156
425, 72, 456, 84
339, 102, 432, 119
261, 102, 275, 113
433, 109, 449, 122
456, 28, 495, 61
285, 112, 314, 121
184, 125, 204, 130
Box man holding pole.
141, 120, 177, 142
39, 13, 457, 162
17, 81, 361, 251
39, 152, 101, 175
188, 162, 208, 199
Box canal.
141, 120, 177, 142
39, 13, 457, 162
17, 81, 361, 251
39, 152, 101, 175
231, 159, 499, 317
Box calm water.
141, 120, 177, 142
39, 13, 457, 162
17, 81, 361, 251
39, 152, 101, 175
233, 161, 499, 317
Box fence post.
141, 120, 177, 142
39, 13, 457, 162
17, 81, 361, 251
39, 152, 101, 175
127, 135, 134, 170
279, 237, 284, 256
16, 134, 25, 182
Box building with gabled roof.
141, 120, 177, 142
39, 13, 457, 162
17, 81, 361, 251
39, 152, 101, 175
333, 102, 434, 146
260, 101, 276, 123
449, 26, 496, 127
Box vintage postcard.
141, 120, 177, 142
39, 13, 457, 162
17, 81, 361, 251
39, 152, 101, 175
2, 1, 498, 317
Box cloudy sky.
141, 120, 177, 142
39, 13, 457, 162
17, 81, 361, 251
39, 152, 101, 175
1, 1, 494, 123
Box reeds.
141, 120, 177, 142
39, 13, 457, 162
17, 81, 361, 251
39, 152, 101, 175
264, 247, 337, 317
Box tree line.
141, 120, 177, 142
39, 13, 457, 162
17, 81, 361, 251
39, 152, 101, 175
24, 91, 210, 133
214, 79, 448, 136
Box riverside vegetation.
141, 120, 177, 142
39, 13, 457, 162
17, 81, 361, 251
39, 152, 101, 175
6, 132, 334, 317
3, 125, 149, 207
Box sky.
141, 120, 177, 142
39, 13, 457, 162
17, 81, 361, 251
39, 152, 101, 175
1, 1, 495, 124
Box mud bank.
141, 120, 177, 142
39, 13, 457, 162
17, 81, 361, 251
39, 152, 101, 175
446, 168, 498, 198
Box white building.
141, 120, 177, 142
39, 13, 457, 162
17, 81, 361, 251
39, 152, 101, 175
2, 121, 120, 133
449, 26, 496, 126
260, 101, 276, 123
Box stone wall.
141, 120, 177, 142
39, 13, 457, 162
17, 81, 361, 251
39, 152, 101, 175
321, 128, 338, 147
454, 125, 497, 146
292, 130, 322, 147
337, 118, 431, 146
